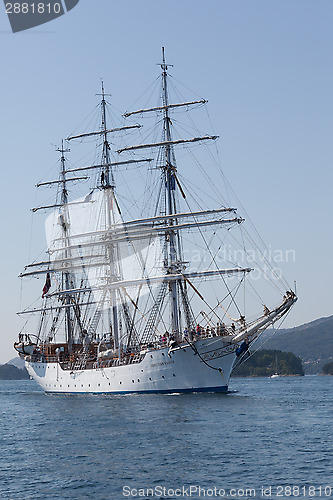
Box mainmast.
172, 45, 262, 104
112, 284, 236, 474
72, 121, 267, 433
99, 82, 114, 189
61, 83, 151, 351
57, 141, 73, 346
97, 82, 119, 351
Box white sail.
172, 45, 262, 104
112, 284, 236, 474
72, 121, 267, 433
45, 189, 165, 310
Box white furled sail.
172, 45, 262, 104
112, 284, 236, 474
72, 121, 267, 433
45, 188, 165, 309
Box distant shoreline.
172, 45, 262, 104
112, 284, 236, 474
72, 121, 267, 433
0, 364, 29, 380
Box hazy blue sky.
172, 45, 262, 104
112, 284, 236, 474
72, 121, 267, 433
1, 0, 332, 363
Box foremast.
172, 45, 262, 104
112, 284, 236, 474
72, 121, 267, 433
119, 48, 239, 343
161, 48, 181, 335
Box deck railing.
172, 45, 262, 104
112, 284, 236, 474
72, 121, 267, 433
26, 328, 235, 368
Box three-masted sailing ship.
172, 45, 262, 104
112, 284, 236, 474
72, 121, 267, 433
14, 49, 297, 393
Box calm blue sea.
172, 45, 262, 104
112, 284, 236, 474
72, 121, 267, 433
0, 376, 332, 500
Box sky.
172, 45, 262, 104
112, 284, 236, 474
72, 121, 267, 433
0, 0, 332, 363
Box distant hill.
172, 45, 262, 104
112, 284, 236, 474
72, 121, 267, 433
7, 356, 25, 369
232, 349, 303, 377
260, 315, 333, 374
322, 361, 333, 375
0, 364, 29, 380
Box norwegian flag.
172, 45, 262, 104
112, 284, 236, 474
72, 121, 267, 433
42, 273, 51, 298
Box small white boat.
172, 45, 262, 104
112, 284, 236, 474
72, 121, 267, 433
270, 354, 280, 378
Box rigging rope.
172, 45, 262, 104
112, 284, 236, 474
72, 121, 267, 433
231, 306, 294, 372
182, 338, 224, 374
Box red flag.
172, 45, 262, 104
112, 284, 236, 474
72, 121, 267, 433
42, 273, 51, 297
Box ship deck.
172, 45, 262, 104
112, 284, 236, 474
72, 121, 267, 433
24, 330, 235, 371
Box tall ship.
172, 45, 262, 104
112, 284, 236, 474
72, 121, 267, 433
15, 49, 297, 393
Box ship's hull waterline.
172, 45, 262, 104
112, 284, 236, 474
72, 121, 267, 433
25, 337, 237, 394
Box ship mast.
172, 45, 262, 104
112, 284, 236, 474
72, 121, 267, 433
57, 141, 73, 347
99, 82, 115, 189
161, 48, 180, 335
118, 48, 219, 339
97, 82, 119, 351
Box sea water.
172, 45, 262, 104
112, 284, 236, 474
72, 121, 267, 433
0, 376, 332, 499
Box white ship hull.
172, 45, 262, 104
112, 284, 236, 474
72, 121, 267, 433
25, 337, 237, 394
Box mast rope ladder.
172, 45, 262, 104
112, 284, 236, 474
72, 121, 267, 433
178, 280, 196, 331
140, 282, 168, 345
87, 309, 102, 337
